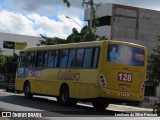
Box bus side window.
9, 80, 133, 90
92, 47, 99, 68
47, 51, 55, 67
26, 52, 30, 67
19, 52, 27, 67
37, 51, 46, 67
26, 52, 36, 67
60, 49, 69, 68
83, 48, 92, 68
18, 53, 21, 67
54, 50, 60, 67
67, 49, 76, 68
44, 51, 48, 67
75, 48, 84, 68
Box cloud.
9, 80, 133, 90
2, 0, 85, 16
0, 0, 86, 38
0, 9, 83, 38
0, 10, 37, 36
1, 0, 160, 39
27, 13, 83, 38
2, 0, 160, 15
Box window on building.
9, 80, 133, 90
89, 16, 111, 27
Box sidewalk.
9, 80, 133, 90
107, 104, 152, 113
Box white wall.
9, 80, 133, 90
0, 32, 42, 55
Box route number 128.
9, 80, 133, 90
118, 72, 132, 82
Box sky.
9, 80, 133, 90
0, 0, 160, 39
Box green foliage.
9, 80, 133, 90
63, 0, 99, 33
147, 34, 160, 86
40, 35, 66, 45
66, 28, 82, 43
40, 26, 108, 45
0, 53, 18, 75
63, 0, 70, 7
90, 1, 99, 33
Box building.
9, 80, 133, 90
85, 3, 160, 98
0, 32, 42, 55
84, 3, 160, 54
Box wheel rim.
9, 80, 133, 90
62, 90, 67, 103
60, 86, 69, 104
25, 84, 30, 94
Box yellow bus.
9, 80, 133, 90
15, 40, 147, 110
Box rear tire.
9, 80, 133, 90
24, 82, 33, 98
5, 89, 10, 92
92, 100, 109, 111
59, 85, 70, 105
58, 85, 77, 106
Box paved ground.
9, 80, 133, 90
0, 89, 156, 120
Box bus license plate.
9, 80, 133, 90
119, 92, 130, 97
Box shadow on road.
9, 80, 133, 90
0, 92, 123, 116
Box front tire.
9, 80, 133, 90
24, 82, 33, 98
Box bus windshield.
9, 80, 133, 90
107, 44, 144, 66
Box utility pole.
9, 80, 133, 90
82, 0, 101, 28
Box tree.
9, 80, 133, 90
40, 34, 66, 45
66, 28, 83, 43
40, 26, 108, 45
147, 35, 160, 86
63, 0, 99, 33
0, 53, 18, 75
63, 0, 70, 7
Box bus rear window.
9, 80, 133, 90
107, 44, 144, 66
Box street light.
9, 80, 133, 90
66, 16, 83, 28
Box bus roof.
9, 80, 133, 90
22, 40, 146, 51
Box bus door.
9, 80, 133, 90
106, 44, 145, 93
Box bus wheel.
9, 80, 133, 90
92, 101, 109, 111
24, 82, 33, 98
59, 85, 70, 105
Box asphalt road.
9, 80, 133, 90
0, 89, 159, 120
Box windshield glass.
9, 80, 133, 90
107, 44, 144, 66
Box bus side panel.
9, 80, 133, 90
15, 78, 25, 91
79, 70, 99, 99
68, 82, 80, 99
